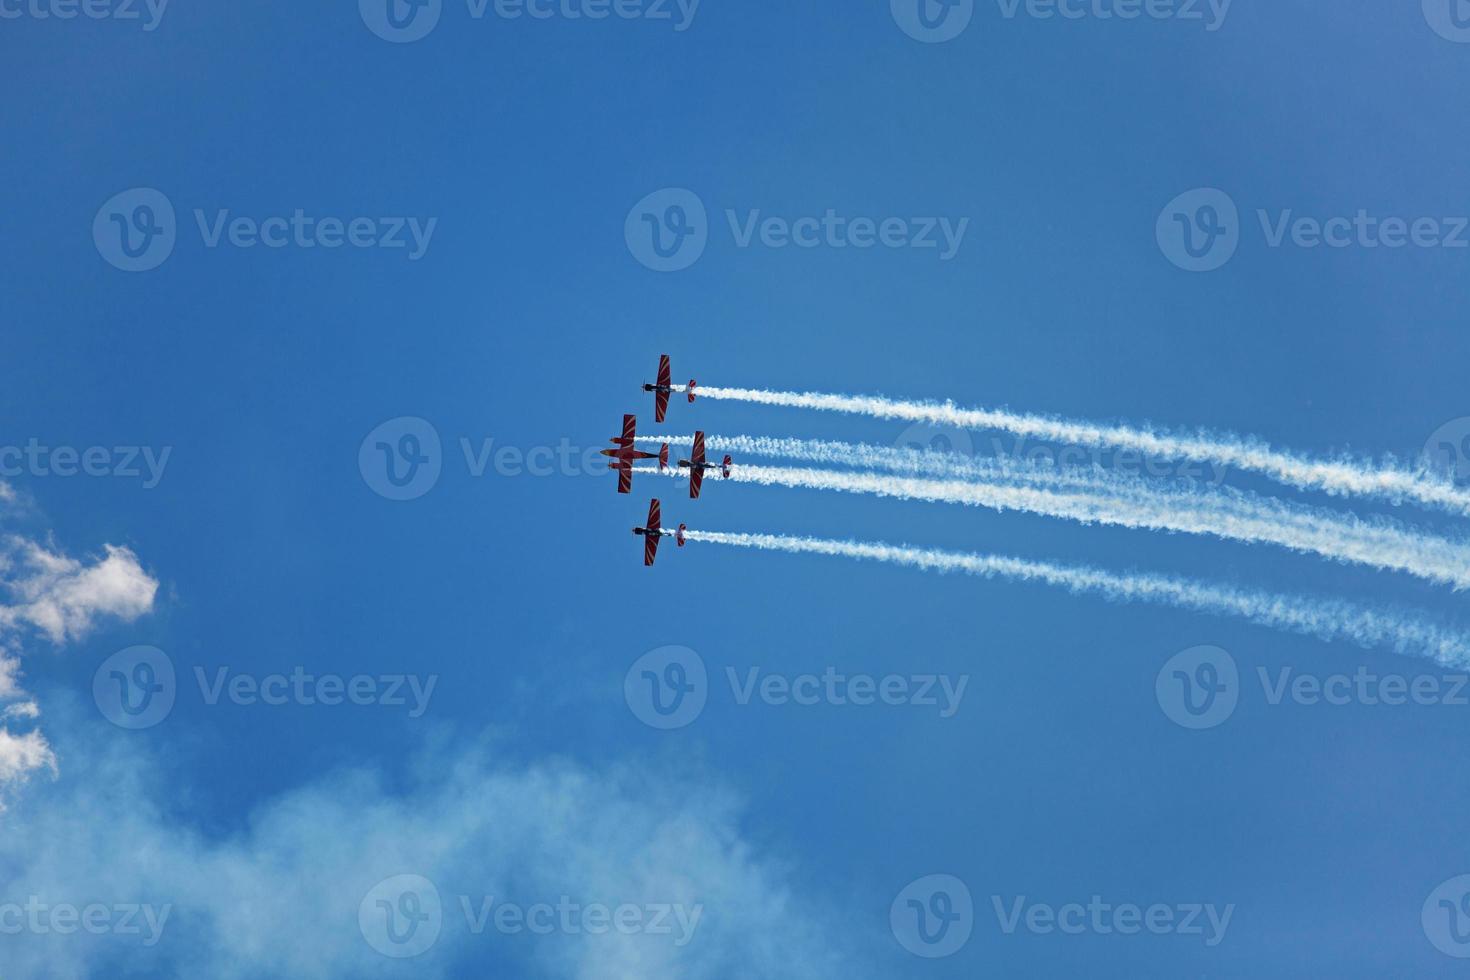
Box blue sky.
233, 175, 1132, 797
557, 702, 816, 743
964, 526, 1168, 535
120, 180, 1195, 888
4, 1, 1470, 976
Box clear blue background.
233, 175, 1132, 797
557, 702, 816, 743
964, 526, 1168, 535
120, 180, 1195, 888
4, 1, 1470, 976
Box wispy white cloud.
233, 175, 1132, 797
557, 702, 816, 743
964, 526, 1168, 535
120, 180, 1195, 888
0, 539, 158, 643
0, 718, 859, 980
0, 536, 158, 799
0, 727, 56, 788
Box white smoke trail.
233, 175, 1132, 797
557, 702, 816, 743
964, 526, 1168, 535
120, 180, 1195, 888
692, 386, 1470, 515
638, 461, 1470, 590
682, 529, 1470, 666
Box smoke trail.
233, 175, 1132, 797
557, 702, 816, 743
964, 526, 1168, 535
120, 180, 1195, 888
682, 529, 1470, 666
691, 386, 1470, 515
639, 461, 1470, 589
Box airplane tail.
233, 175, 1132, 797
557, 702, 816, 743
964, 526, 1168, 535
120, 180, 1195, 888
722, 454, 733, 478
687, 380, 698, 404
677, 523, 687, 547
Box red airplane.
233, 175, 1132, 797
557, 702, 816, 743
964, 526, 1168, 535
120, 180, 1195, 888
642, 354, 697, 424
632, 498, 686, 566
677, 431, 733, 500
601, 414, 668, 494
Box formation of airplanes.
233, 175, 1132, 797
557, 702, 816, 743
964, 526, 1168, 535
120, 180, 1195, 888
603, 354, 731, 565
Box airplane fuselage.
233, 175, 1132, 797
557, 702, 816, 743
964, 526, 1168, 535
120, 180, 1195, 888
602, 446, 659, 463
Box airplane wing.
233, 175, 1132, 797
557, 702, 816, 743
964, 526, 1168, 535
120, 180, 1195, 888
616, 461, 632, 494
654, 355, 673, 423
689, 466, 704, 500
643, 498, 662, 565
692, 431, 706, 467
613, 414, 636, 447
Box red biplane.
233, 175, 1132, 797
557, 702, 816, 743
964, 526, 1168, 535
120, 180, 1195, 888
600, 414, 668, 494
632, 498, 686, 566
641, 354, 697, 424
677, 431, 733, 499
